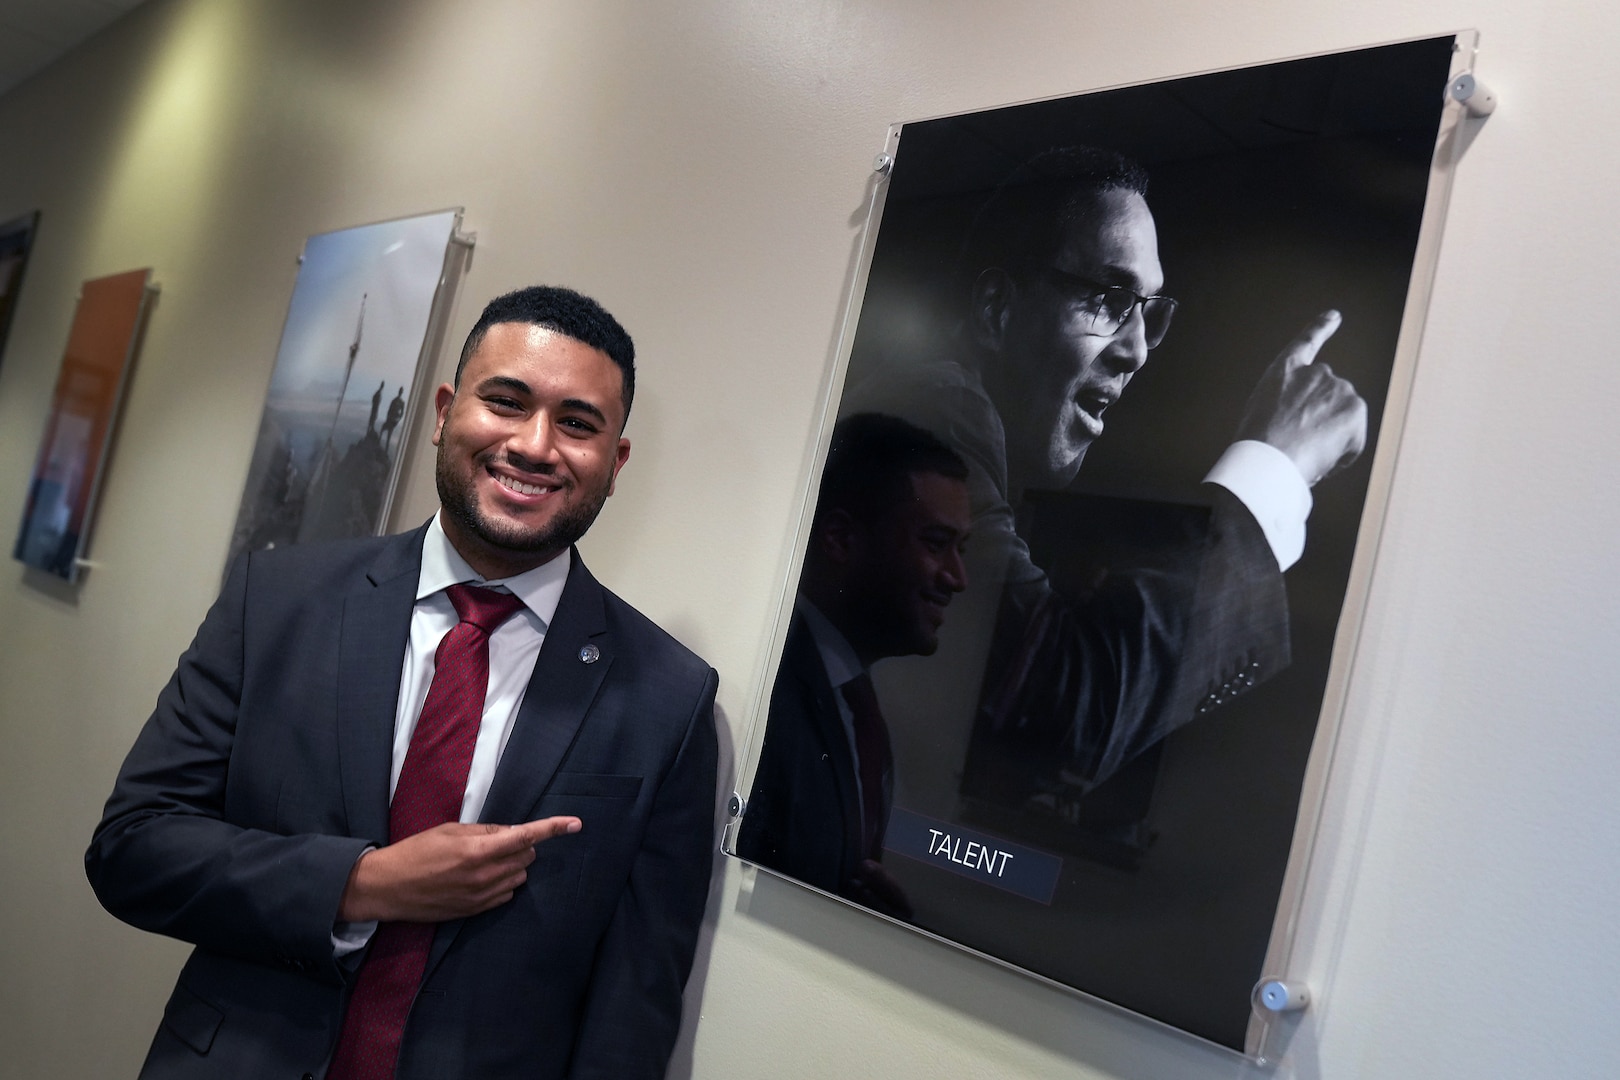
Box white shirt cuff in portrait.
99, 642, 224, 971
1203, 440, 1312, 572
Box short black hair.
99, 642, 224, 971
814, 412, 969, 531
957, 145, 1150, 290
456, 285, 636, 420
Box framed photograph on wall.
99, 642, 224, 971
13, 267, 157, 582
729, 33, 1476, 1059
0, 210, 41, 375
225, 208, 466, 569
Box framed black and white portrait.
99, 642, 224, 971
729, 33, 1475, 1058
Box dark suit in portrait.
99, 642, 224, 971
960, 485, 1288, 841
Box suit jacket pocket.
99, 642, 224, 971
545, 772, 643, 798
162, 980, 225, 1055
506, 775, 644, 910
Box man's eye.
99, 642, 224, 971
485, 396, 523, 412
1098, 288, 1138, 323
1068, 293, 1114, 323
559, 416, 599, 434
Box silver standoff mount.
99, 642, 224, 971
1448, 72, 1498, 118
1253, 978, 1312, 1013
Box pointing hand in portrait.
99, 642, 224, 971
1236, 309, 1369, 486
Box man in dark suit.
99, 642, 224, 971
736, 414, 971, 917
86, 286, 718, 1080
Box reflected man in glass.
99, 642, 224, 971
738, 413, 971, 917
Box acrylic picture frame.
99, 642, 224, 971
225, 208, 466, 570
726, 33, 1478, 1060
13, 267, 157, 582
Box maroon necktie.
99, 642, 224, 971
326, 584, 527, 1080
840, 673, 892, 861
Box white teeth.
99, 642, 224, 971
497, 474, 550, 496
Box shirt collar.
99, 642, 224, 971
418, 513, 571, 631
795, 594, 864, 690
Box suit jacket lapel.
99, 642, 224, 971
478, 551, 610, 825
785, 613, 864, 860
336, 526, 425, 844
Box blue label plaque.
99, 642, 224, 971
883, 807, 1063, 905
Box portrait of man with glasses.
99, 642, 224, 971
839, 142, 1369, 851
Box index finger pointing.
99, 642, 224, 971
511, 816, 583, 846
1280, 309, 1342, 370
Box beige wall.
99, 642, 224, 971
2, 1, 1617, 1076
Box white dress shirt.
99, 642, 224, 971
393, 515, 571, 821
334, 514, 571, 955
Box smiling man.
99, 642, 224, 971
432, 317, 632, 578
87, 286, 719, 1080
737, 413, 971, 918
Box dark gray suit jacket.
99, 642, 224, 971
734, 610, 872, 899
86, 524, 719, 1080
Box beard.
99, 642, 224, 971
845, 581, 941, 661
435, 447, 612, 565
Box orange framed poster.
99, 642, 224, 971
13, 268, 156, 582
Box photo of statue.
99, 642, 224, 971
225, 210, 459, 568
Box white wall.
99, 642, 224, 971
1, 1, 1616, 1077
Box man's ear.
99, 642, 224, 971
815, 508, 861, 566
605, 438, 631, 496
969, 268, 1016, 351
432, 382, 456, 445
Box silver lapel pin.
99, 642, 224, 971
578, 644, 601, 664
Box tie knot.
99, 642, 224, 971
445, 583, 526, 632
841, 673, 883, 722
